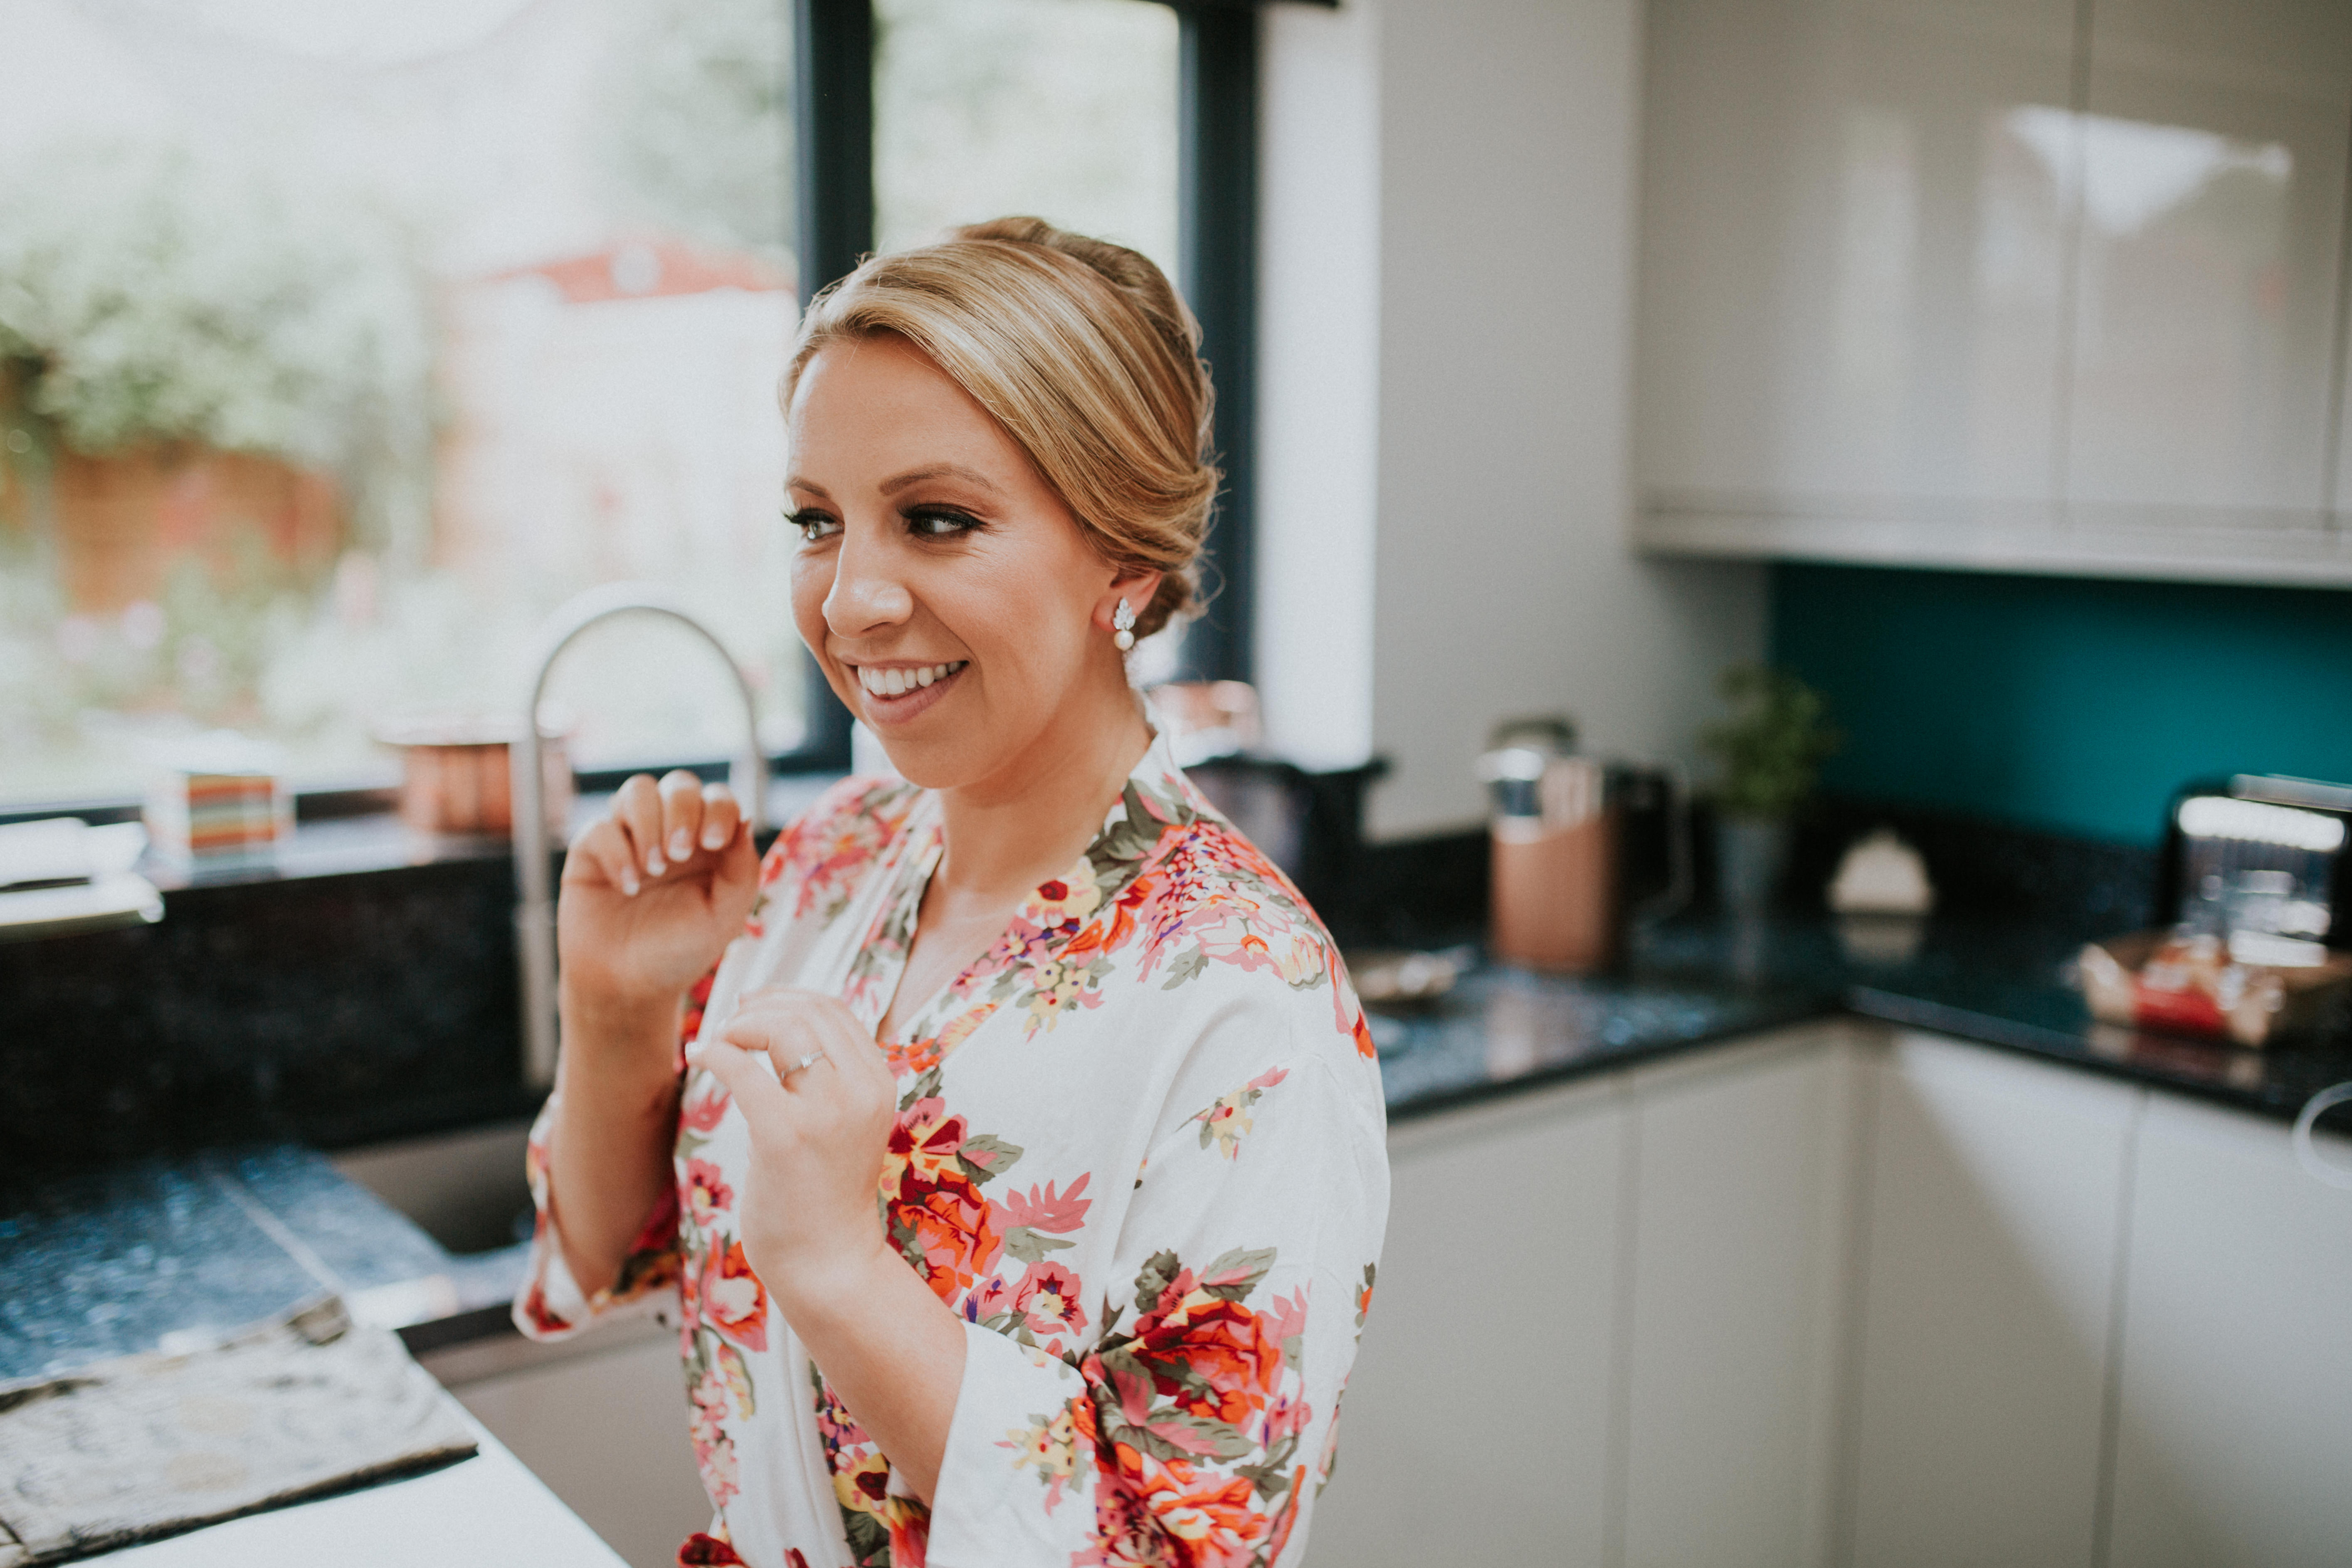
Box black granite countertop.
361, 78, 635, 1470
0, 1146, 525, 1384
1371, 910, 2352, 1127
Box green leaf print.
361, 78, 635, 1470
1199, 1245, 1277, 1301
1160, 948, 1209, 990
1002, 1226, 1077, 1264
898, 1065, 944, 1111
1132, 1250, 1182, 1316
957, 1133, 1024, 1183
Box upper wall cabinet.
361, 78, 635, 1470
1634, 0, 2352, 585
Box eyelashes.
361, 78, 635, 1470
785, 506, 987, 543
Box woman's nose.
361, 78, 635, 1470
822, 531, 914, 637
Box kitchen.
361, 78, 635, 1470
3, 0, 2350, 1565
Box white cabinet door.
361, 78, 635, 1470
2066, 0, 2352, 524
1621, 1028, 1860, 1568
1843, 1034, 2140, 1568
1636, 0, 2078, 522
428, 1321, 714, 1568
1306, 1078, 1627, 1568
2105, 1095, 2352, 1568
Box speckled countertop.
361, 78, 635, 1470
12, 908, 2351, 1383
1371, 911, 2352, 1125
0, 1146, 525, 1384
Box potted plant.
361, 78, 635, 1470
1700, 663, 1840, 916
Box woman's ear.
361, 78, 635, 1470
1094, 569, 1163, 632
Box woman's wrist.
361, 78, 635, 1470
767, 1235, 908, 1330
558, 981, 686, 1080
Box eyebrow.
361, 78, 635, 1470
879, 464, 1002, 497
783, 476, 832, 499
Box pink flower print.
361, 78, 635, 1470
681, 1084, 731, 1133
687, 1365, 740, 1507
685, 1158, 733, 1225
1261, 1391, 1313, 1446
1011, 1261, 1088, 1336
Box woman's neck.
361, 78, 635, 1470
930, 683, 1151, 907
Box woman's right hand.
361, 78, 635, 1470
556, 770, 761, 1032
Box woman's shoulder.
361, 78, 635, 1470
753, 773, 924, 927
1113, 798, 1378, 1065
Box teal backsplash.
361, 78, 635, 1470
1769, 564, 2352, 846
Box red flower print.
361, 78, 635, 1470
1129, 1274, 1285, 1428
893, 1168, 1002, 1303
881, 1098, 1007, 1301
1011, 1260, 1088, 1336
685, 1158, 733, 1225
675, 1531, 747, 1566
676, 963, 719, 1069
1081, 1448, 1264, 1568
703, 1238, 768, 1351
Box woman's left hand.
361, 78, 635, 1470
690, 986, 901, 1300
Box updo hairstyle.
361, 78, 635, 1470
781, 217, 1219, 639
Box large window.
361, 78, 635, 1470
0, 0, 1241, 812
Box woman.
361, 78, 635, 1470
516, 218, 1389, 1568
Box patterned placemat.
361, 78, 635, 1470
0, 1297, 477, 1564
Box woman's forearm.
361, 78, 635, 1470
780, 1245, 968, 1505
547, 986, 684, 1298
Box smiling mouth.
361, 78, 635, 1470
854, 659, 967, 699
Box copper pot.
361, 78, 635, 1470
375, 715, 571, 837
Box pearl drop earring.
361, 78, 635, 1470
1111, 598, 1136, 651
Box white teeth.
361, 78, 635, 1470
857, 661, 965, 698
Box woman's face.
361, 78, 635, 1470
785, 333, 1155, 792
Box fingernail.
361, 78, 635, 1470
622, 871, 641, 896
669, 829, 691, 861
701, 825, 728, 850
646, 852, 666, 877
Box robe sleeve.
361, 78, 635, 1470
509, 965, 713, 1340
924, 1011, 1388, 1568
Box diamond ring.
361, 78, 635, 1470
783, 1049, 824, 1077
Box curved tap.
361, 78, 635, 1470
509, 584, 768, 1089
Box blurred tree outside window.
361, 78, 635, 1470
0, 0, 1182, 808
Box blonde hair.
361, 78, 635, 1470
782, 217, 1218, 638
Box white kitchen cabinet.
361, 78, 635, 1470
1636, 0, 2078, 521
1841, 1032, 2139, 1568
1305, 1077, 1628, 1568
1620, 1027, 1861, 1568
1634, 0, 2352, 582
2103, 1094, 2352, 1568
421, 1317, 713, 1568
2065, 0, 2352, 525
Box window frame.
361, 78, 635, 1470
2, 0, 1300, 826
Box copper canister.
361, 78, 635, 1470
1481, 721, 1687, 974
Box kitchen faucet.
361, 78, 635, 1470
509, 584, 768, 1089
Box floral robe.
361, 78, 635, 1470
516, 731, 1390, 1568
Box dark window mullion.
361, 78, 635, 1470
782, 0, 875, 772
1174, 1, 1259, 686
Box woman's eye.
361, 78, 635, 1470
787, 509, 841, 543
906, 507, 982, 538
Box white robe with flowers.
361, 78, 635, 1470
516, 731, 1390, 1568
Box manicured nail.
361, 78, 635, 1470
622, 871, 641, 896
701, 824, 728, 850
669, 829, 691, 861
645, 852, 665, 876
